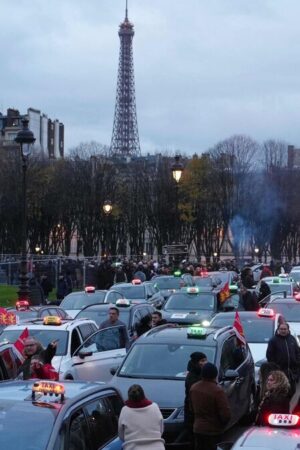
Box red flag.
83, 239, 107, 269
14, 328, 29, 354
233, 311, 246, 346
219, 281, 230, 303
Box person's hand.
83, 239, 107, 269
50, 340, 59, 348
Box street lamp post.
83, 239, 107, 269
171, 155, 183, 244
15, 119, 35, 301
254, 247, 259, 262
102, 200, 113, 256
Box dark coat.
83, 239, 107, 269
241, 291, 259, 311
189, 380, 231, 435
266, 333, 300, 381
18, 343, 56, 380
184, 361, 202, 427
255, 390, 290, 426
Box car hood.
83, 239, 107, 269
111, 376, 184, 408
163, 310, 214, 324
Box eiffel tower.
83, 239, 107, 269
110, 0, 141, 157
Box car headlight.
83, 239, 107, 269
202, 320, 210, 327
173, 406, 185, 421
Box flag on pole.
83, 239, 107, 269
219, 281, 230, 303
233, 311, 246, 346
14, 328, 29, 354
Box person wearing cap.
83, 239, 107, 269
184, 352, 207, 449
189, 362, 231, 450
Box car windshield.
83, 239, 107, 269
0, 329, 68, 355
153, 278, 182, 290
60, 292, 106, 309
0, 401, 57, 449
193, 277, 213, 287
270, 303, 300, 322
9, 310, 38, 321
211, 316, 273, 343
76, 308, 131, 327
115, 286, 145, 299
119, 343, 215, 379
164, 294, 215, 311
268, 283, 293, 295
290, 272, 300, 282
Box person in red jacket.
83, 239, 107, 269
30, 356, 59, 381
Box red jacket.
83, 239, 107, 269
31, 363, 59, 381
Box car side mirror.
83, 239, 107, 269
78, 350, 93, 359
110, 366, 119, 376
222, 369, 239, 381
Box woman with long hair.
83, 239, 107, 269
255, 370, 290, 426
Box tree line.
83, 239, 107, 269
0, 136, 298, 262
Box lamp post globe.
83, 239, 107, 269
103, 200, 113, 216
15, 118, 35, 301
171, 155, 183, 183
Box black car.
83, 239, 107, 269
0, 379, 123, 449
110, 324, 255, 443
108, 281, 164, 305
75, 301, 155, 343
60, 288, 124, 317
161, 288, 219, 325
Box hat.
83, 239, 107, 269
190, 352, 207, 363
201, 362, 218, 380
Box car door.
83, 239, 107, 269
71, 327, 126, 382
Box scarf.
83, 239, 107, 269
125, 398, 153, 408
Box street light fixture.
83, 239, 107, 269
103, 200, 113, 216
15, 118, 36, 301
213, 252, 218, 258
171, 155, 183, 183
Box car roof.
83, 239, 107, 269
79, 302, 148, 312
1, 317, 95, 331
234, 425, 300, 449
268, 297, 299, 304
0, 380, 117, 405
136, 324, 234, 346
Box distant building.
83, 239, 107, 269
288, 145, 300, 169
0, 107, 64, 158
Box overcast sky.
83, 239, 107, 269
1, 0, 300, 155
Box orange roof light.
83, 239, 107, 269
43, 316, 62, 326
257, 308, 274, 318
32, 381, 65, 400
16, 300, 29, 310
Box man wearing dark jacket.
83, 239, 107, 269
18, 337, 57, 380
189, 363, 231, 450
184, 352, 207, 449
266, 322, 300, 395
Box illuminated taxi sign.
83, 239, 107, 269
132, 279, 142, 285
173, 270, 182, 277
16, 300, 29, 310
272, 277, 281, 283
32, 381, 65, 401
116, 299, 131, 307
229, 285, 238, 292
187, 287, 199, 294
85, 286, 95, 293
257, 308, 274, 318
187, 326, 207, 339
43, 316, 62, 326
268, 413, 299, 427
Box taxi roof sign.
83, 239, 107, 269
187, 287, 199, 294
85, 286, 95, 293
187, 326, 207, 339
173, 270, 182, 277
32, 381, 65, 401
43, 316, 62, 326
268, 413, 299, 427
116, 298, 131, 307
132, 279, 142, 285
257, 308, 274, 318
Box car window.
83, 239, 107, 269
68, 409, 91, 450
220, 336, 245, 372
61, 292, 106, 310
105, 291, 123, 303
164, 293, 215, 311
78, 327, 125, 354
0, 348, 15, 379
114, 286, 145, 299
71, 328, 82, 355
153, 277, 182, 290
268, 303, 300, 322
119, 343, 215, 379
211, 316, 273, 343
0, 329, 68, 356
78, 324, 95, 341
84, 398, 117, 448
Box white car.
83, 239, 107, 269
266, 297, 300, 338
221, 413, 300, 450
0, 316, 126, 381
209, 309, 299, 380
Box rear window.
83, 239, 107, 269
164, 294, 215, 311
211, 316, 274, 343
153, 278, 182, 290
115, 286, 145, 300
76, 309, 130, 327
60, 292, 106, 310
